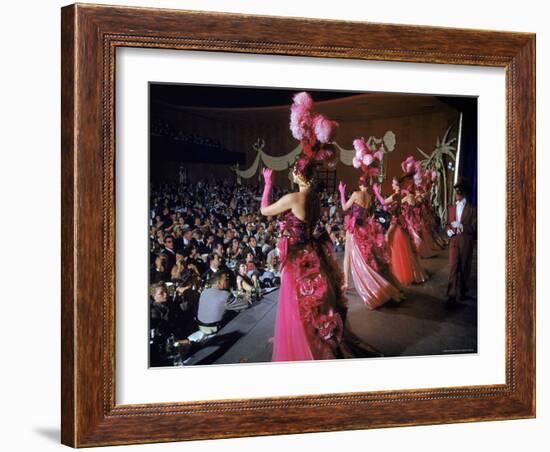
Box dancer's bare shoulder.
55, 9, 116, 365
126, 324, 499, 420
260, 192, 301, 217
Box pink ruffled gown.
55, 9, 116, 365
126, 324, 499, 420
402, 203, 438, 258
272, 211, 380, 362
344, 203, 402, 309
387, 202, 428, 286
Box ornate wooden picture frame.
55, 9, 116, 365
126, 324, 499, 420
61, 3, 535, 447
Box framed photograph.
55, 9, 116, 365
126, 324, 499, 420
61, 3, 535, 447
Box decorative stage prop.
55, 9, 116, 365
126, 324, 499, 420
416, 125, 458, 225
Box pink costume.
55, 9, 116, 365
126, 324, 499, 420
402, 203, 439, 258
272, 211, 380, 361
344, 203, 402, 309
271, 91, 379, 361
386, 199, 428, 286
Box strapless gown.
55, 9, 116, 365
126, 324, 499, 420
272, 211, 381, 361
344, 203, 403, 309
387, 204, 428, 286
402, 203, 438, 258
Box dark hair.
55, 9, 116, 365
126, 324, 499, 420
294, 156, 316, 181
210, 270, 228, 286
208, 252, 220, 264
358, 175, 368, 187
178, 269, 193, 286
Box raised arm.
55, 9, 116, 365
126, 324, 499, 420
373, 183, 389, 209
338, 182, 355, 212
260, 192, 297, 217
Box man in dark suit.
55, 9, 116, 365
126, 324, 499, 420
160, 235, 177, 273
445, 178, 477, 306
247, 236, 264, 263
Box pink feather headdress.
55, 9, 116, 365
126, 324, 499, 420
351, 137, 382, 179
289, 92, 339, 175
400, 156, 438, 190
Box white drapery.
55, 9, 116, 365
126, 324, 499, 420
233, 131, 397, 179
233, 142, 302, 179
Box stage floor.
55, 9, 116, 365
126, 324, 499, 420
184, 248, 478, 365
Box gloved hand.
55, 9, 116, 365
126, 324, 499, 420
261, 168, 273, 208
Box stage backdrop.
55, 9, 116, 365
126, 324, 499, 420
150, 92, 463, 194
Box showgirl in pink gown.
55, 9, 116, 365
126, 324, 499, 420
416, 187, 446, 250
402, 201, 439, 258
261, 92, 381, 362
374, 177, 428, 286
339, 177, 403, 310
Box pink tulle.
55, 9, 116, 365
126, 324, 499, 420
272, 266, 316, 362
388, 226, 428, 285
403, 206, 439, 258
277, 235, 288, 270
346, 233, 402, 309
272, 244, 343, 361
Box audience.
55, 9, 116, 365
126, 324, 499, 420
148, 178, 346, 365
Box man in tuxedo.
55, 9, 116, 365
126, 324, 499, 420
247, 236, 264, 263
160, 235, 177, 273
181, 227, 197, 249
201, 252, 222, 284
445, 178, 477, 306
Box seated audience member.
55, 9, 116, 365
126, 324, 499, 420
244, 251, 258, 274
227, 238, 244, 263
150, 282, 171, 335
202, 252, 222, 284
172, 270, 200, 337
329, 228, 345, 253
236, 262, 260, 297
248, 236, 264, 262
255, 225, 268, 247
181, 227, 196, 248
161, 235, 177, 271
151, 255, 169, 283
149, 282, 173, 366
204, 233, 216, 254
214, 242, 225, 257
170, 250, 187, 281
196, 271, 232, 335
188, 244, 206, 275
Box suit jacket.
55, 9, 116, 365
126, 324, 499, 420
446, 202, 476, 237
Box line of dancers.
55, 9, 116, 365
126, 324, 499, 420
340, 151, 445, 310
260, 92, 448, 362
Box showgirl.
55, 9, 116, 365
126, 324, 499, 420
260, 92, 381, 361
338, 137, 404, 309
373, 171, 428, 286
